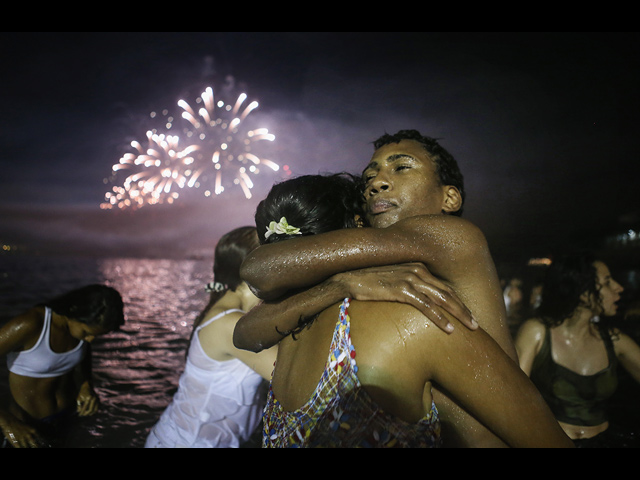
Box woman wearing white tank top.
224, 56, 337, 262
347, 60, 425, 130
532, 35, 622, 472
145, 227, 278, 448
0, 284, 125, 448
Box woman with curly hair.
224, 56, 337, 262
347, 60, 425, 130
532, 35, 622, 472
515, 251, 640, 447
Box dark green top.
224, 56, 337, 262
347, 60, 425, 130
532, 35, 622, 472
530, 322, 618, 427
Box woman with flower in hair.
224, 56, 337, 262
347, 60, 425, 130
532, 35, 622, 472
145, 226, 278, 448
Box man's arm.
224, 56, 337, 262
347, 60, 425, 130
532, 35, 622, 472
240, 214, 484, 300
421, 320, 573, 448
241, 214, 516, 360
234, 263, 477, 353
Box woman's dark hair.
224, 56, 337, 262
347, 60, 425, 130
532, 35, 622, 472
43, 284, 125, 332
192, 226, 259, 333
254, 173, 366, 337
255, 173, 366, 246
213, 226, 260, 291
537, 251, 602, 327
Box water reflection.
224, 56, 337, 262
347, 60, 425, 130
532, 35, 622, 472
68, 257, 211, 447
2, 254, 638, 447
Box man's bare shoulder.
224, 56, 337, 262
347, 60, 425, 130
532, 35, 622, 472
391, 215, 488, 252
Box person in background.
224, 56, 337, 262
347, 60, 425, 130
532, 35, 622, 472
0, 284, 125, 448
250, 172, 572, 448
145, 226, 278, 448
237, 129, 519, 447
529, 283, 544, 314
503, 277, 524, 322
515, 251, 640, 447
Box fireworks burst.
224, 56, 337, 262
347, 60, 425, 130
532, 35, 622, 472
101, 85, 278, 210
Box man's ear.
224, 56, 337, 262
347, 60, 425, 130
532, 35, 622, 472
442, 186, 462, 214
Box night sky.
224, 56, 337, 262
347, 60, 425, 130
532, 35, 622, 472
1, 32, 638, 265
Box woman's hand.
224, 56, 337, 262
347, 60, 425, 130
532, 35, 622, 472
0, 414, 46, 448
76, 381, 100, 416
335, 263, 477, 333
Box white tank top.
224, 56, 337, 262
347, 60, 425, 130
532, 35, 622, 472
145, 309, 266, 448
6, 307, 86, 378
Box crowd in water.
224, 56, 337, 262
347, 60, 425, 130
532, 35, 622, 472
501, 266, 640, 338
2, 129, 639, 448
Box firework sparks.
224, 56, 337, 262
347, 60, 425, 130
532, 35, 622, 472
101, 85, 278, 210
177, 86, 277, 199
101, 130, 196, 209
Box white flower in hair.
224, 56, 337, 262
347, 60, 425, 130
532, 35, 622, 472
264, 217, 302, 239
205, 281, 226, 293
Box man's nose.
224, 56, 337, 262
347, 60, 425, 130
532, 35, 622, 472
367, 176, 390, 195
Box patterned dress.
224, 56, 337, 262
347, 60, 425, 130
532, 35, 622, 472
263, 299, 441, 447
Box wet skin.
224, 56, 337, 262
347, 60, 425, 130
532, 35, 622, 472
1, 307, 105, 447
240, 139, 523, 446
515, 261, 640, 441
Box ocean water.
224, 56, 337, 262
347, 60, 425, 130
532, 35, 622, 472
2, 254, 640, 447
0, 254, 212, 448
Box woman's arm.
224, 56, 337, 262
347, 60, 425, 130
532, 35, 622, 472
234, 263, 477, 353
0, 310, 47, 447
0, 310, 39, 357
613, 331, 640, 383
0, 409, 44, 448
513, 319, 546, 376
240, 214, 484, 300
74, 345, 99, 416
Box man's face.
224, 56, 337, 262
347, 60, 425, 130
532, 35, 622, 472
362, 139, 452, 228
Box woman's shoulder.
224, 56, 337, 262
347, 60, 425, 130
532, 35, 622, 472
0, 307, 45, 351
198, 307, 244, 334
349, 299, 461, 351
195, 307, 246, 360
515, 318, 547, 344
519, 317, 546, 331
347, 300, 429, 345
11, 306, 45, 329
